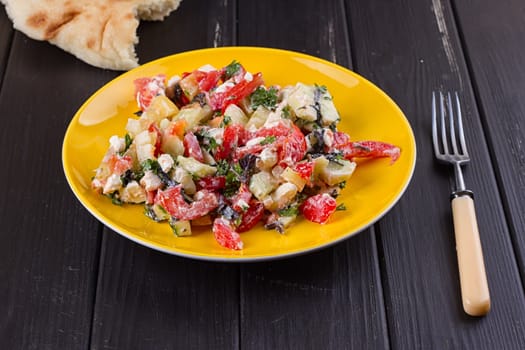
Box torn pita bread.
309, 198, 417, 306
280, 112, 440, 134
1, 0, 182, 70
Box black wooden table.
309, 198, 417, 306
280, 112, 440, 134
2, 0, 525, 349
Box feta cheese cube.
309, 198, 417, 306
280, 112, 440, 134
140, 171, 162, 191
103, 174, 122, 194
158, 154, 174, 173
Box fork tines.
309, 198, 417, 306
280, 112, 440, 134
432, 91, 469, 159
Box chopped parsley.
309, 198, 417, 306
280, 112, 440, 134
223, 60, 242, 80
279, 205, 299, 217
336, 203, 347, 211
106, 192, 122, 206
142, 159, 161, 173
250, 86, 278, 110
221, 115, 232, 127
119, 134, 132, 156
281, 105, 292, 119
260, 135, 276, 145
195, 130, 219, 152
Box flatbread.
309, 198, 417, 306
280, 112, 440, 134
1, 0, 182, 70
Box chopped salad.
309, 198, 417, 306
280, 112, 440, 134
91, 61, 400, 250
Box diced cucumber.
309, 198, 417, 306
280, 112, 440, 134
278, 215, 297, 229
246, 106, 271, 129
152, 204, 170, 221
161, 133, 184, 158
280, 167, 307, 191
169, 218, 192, 237
249, 171, 278, 200
320, 159, 356, 186
224, 104, 249, 126
318, 91, 340, 126
144, 95, 179, 122
287, 83, 317, 121
175, 103, 213, 130
176, 156, 217, 178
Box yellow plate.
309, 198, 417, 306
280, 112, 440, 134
62, 47, 416, 261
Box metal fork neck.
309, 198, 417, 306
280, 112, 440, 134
454, 162, 466, 192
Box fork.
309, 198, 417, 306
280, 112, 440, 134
432, 91, 491, 316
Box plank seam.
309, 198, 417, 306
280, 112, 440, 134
342, 0, 392, 347
0, 29, 14, 96
86, 224, 105, 350
448, 0, 525, 296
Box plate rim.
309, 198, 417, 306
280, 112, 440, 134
62, 46, 417, 262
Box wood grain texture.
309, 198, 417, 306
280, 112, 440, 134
88, 1, 241, 349
452, 0, 525, 286
0, 5, 13, 84
238, 1, 389, 349
0, 34, 112, 348
346, 0, 525, 348
90, 235, 239, 350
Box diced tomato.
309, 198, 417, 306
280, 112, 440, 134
155, 185, 219, 221
196, 176, 226, 191
237, 201, 265, 233
334, 139, 401, 163
134, 75, 166, 111
251, 122, 306, 165
213, 217, 244, 250
215, 124, 248, 160
234, 143, 264, 160
253, 121, 291, 139
107, 154, 133, 175
183, 132, 204, 162
279, 124, 307, 165
196, 70, 222, 92
293, 161, 314, 181
230, 183, 252, 212
209, 72, 264, 112
300, 193, 337, 224
331, 131, 351, 149
148, 123, 163, 157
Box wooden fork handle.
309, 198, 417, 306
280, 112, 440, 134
451, 194, 491, 316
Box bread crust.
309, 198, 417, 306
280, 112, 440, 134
1, 0, 182, 70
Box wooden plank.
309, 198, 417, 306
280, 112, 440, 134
0, 33, 111, 347
0, 5, 13, 83
345, 0, 525, 348
89, 1, 240, 349
453, 0, 525, 286
238, 1, 389, 349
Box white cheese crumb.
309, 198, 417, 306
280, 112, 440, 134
198, 64, 217, 73
158, 154, 174, 173
215, 81, 235, 93
109, 135, 125, 153
103, 174, 122, 194
121, 181, 147, 203
140, 171, 162, 191
244, 72, 253, 82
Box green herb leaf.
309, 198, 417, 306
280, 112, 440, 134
223, 60, 242, 80
279, 205, 299, 217
336, 203, 346, 211
106, 192, 122, 206
250, 86, 278, 110
216, 160, 230, 176
221, 115, 232, 127
259, 135, 276, 145
142, 159, 161, 174
281, 105, 292, 119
